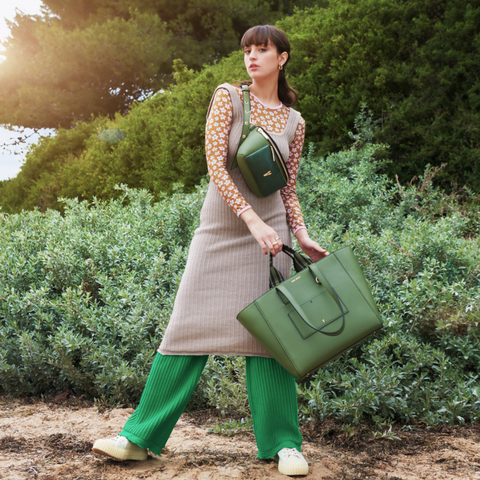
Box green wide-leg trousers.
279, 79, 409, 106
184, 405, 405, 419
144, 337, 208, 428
120, 353, 302, 458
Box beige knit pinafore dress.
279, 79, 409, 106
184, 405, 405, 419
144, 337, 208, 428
158, 83, 301, 357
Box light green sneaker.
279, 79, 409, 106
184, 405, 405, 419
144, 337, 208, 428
276, 448, 309, 476
92, 435, 148, 461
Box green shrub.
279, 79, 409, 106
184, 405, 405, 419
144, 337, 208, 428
0, 119, 107, 213
0, 56, 246, 213
282, 0, 480, 190
293, 134, 480, 425
0, 185, 204, 403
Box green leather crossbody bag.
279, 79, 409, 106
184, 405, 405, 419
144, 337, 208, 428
237, 245, 384, 381
232, 85, 289, 198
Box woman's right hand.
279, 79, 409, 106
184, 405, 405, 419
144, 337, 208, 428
240, 208, 283, 256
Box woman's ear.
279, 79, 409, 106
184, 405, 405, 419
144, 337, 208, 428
279, 51, 288, 67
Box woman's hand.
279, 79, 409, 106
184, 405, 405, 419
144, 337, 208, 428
240, 208, 283, 256
295, 228, 329, 262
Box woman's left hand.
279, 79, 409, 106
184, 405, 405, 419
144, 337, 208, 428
296, 229, 329, 262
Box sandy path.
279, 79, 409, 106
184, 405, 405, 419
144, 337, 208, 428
1, 395, 479, 479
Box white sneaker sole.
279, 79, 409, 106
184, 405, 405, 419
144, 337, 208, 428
278, 458, 309, 476
92, 439, 148, 461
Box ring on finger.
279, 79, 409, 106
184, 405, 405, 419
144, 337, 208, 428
272, 241, 278, 246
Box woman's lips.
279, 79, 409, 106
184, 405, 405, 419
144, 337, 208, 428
249, 64, 259, 70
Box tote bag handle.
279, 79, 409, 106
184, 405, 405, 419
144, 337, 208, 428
269, 244, 313, 288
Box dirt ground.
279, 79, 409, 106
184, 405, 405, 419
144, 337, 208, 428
1, 394, 480, 480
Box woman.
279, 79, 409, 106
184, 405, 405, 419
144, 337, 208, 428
93, 24, 328, 476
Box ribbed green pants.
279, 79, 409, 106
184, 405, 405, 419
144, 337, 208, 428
120, 353, 302, 458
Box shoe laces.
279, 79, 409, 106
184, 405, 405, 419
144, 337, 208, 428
279, 448, 303, 459
111, 435, 129, 446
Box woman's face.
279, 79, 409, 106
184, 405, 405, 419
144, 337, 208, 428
244, 40, 287, 80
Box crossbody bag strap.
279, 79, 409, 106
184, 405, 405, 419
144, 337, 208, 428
232, 85, 251, 170
240, 84, 251, 145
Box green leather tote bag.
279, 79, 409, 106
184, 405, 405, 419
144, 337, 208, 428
232, 85, 289, 198
237, 245, 383, 380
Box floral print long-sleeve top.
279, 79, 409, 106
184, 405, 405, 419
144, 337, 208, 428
205, 86, 306, 235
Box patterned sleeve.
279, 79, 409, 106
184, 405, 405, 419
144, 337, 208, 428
205, 88, 251, 216
280, 117, 307, 235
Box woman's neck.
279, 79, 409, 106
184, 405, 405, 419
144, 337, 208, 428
249, 79, 280, 108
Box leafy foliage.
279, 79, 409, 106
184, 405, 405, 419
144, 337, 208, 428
294, 140, 480, 426
0, 185, 204, 403
2, 0, 479, 213
0, 0, 315, 128
282, 0, 480, 190
0, 57, 246, 213
0, 11, 171, 128
209, 417, 254, 436
1, 120, 479, 424
0, 119, 106, 212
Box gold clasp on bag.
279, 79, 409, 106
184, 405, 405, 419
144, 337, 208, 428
315, 277, 320, 284
264, 171, 272, 177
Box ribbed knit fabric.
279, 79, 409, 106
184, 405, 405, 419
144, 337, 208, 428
120, 353, 208, 456
119, 353, 302, 459
246, 356, 302, 458
158, 83, 301, 357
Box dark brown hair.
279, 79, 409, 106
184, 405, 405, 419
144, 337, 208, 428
240, 25, 298, 107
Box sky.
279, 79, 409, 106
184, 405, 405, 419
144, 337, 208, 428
0, 0, 46, 181
0, 0, 43, 54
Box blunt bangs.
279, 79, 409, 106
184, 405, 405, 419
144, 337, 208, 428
241, 26, 272, 50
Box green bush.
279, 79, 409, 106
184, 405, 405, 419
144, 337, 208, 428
0, 57, 246, 213
0, 184, 204, 403
0, 119, 107, 213
295, 139, 480, 426
1, 122, 479, 424
282, 0, 480, 190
